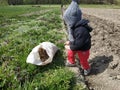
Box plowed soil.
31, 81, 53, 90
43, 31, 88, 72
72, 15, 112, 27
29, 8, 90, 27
82, 8, 120, 90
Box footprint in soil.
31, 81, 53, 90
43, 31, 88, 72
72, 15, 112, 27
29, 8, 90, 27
89, 55, 113, 75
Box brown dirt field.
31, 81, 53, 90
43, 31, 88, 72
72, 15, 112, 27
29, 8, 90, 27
82, 8, 120, 90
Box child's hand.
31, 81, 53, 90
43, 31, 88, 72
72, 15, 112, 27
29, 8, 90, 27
65, 45, 70, 50
64, 41, 70, 45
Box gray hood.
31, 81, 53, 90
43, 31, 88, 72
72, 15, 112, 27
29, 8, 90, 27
63, 1, 82, 27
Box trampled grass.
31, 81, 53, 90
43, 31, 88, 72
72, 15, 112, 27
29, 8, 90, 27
0, 5, 86, 90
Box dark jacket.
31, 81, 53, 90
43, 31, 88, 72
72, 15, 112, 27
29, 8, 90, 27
70, 19, 92, 51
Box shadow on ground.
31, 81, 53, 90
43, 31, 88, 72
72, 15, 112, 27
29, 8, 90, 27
89, 55, 113, 75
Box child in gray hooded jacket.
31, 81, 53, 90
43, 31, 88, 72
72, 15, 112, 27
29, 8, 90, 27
63, 0, 92, 76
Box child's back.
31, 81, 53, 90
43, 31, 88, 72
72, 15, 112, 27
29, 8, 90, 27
70, 19, 92, 51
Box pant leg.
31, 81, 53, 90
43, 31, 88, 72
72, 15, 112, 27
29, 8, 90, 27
67, 50, 76, 64
77, 50, 90, 70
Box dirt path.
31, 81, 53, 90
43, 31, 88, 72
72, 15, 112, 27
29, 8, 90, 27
82, 8, 120, 24
82, 8, 120, 90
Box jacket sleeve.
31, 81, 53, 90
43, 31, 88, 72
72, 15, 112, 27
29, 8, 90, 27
70, 28, 87, 50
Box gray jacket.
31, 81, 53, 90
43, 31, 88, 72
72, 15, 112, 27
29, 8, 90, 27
63, 0, 82, 41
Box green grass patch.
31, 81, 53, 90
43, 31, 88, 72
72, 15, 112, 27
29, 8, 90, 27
0, 5, 86, 90
0, 5, 44, 17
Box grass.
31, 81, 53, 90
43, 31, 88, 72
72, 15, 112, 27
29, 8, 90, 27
0, 5, 87, 90
0, 5, 47, 17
